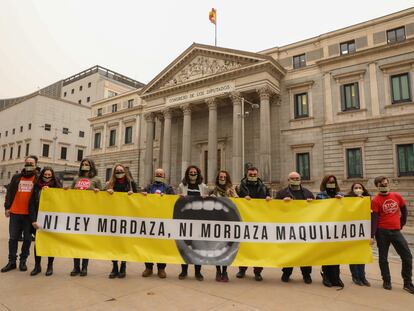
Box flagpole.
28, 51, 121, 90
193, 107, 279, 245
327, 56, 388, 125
215, 11, 217, 46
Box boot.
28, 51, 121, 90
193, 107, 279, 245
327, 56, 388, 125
19, 261, 27, 272
45, 264, 53, 276
1, 262, 17, 273
118, 262, 126, 278
30, 264, 41, 276
70, 266, 80, 276
109, 262, 118, 279
80, 266, 88, 277
142, 268, 153, 277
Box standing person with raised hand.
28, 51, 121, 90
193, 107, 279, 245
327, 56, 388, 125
371, 176, 414, 294
276, 171, 314, 284
29, 167, 62, 276
345, 183, 371, 286
69, 158, 102, 277
177, 165, 209, 281
106, 164, 137, 279
236, 166, 272, 282
316, 175, 344, 288
211, 170, 238, 282
141, 168, 175, 279
1, 155, 39, 273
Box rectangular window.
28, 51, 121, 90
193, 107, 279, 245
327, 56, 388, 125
17, 145, 21, 158
397, 144, 414, 176
87, 96, 90, 103
71, 88, 74, 94
62, 127, 69, 134
2, 148, 6, 161
94, 132, 101, 149
12, 128, 15, 135
108, 90, 118, 98
387, 26, 405, 43
293, 54, 306, 69
79, 131, 85, 138
294, 93, 309, 118
78, 100, 82, 104
25, 143, 30, 156
346, 148, 363, 178
44, 124, 51, 131
88, 82, 92, 88
296, 153, 310, 180
5, 131, 7, 137
9, 147, 13, 159
340, 82, 360, 111
109, 129, 116, 146
127, 99, 134, 108
28, 123, 31, 130
391, 73, 411, 103
125, 126, 133, 144
79, 85, 83, 91
106, 168, 112, 182
60, 146, 67, 160
97, 108, 103, 116
340, 40, 356, 55
64, 91, 67, 97
112, 104, 118, 113
42, 144, 50, 157
77, 149, 84, 162
20, 126, 23, 132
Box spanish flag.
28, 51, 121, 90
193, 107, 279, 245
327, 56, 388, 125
209, 8, 216, 25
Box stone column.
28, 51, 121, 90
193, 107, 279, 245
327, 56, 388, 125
181, 104, 192, 176
102, 122, 108, 152
144, 113, 155, 185
257, 86, 273, 183
117, 121, 123, 151
230, 92, 242, 183
206, 98, 217, 184
161, 108, 172, 182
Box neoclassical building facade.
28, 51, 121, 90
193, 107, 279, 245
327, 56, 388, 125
89, 8, 414, 225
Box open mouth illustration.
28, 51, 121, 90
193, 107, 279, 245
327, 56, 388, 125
173, 196, 241, 265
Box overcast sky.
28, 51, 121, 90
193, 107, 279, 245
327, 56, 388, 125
0, 0, 413, 98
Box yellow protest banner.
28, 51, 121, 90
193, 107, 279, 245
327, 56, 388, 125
36, 189, 373, 267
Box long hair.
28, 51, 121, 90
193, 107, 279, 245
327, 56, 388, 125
107, 163, 134, 189
319, 174, 340, 192
346, 182, 370, 197
182, 165, 203, 186
215, 170, 233, 189
39, 166, 62, 188
78, 158, 97, 178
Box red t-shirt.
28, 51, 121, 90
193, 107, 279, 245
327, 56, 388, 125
371, 192, 406, 230
10, 175, 36, 215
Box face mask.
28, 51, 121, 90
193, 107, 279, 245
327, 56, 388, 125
81, 166, 90, 171
353, 189, 363, 196
378, 186, 389, 193
218, 180, 226, 186
247, 176, 258, 182
154, 176, 165, 183
189, 174, 198, 181
42, 177, 52, 182
24, 165, 35, 172
115, 173, 125, 179
289, 180, 301, 187
326, 183, 336, 189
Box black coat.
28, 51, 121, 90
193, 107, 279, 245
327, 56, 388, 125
275, 186, 314, 200
237, 178, 270, 199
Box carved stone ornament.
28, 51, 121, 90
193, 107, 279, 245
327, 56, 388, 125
163, 56, 242, 88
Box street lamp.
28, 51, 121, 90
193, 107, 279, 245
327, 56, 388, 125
240, 97, 259, 174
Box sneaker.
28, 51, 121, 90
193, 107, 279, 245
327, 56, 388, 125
221, 272, 229, 282
142, 268, 153, 277
403, 283, 414, 294
19, 262, 27, 272
303, 274, 312, 284
157, 269, 166, 279
216, 271, 221, 282
254, 273, 263, 281
352, 277, 363, 286
1, 262, 16, 273
281, 272, 290, 283
195, 273, 204, 281
236, 270, 245, 279
178, 271, 187, 280
383, 280, 392, 290
361, 278, 371, 287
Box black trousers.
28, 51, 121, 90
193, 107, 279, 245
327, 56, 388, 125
282, 266, 312, 276
376, 228, 412, 284
73, 258, 89, 269
349, 264, 365, 279
145, 262, 166, 270
181, 264, 201, 274
8, 214, 32, 263
239, 266, 263, 274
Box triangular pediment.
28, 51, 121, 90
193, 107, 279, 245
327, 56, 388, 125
142, 43, 282, 96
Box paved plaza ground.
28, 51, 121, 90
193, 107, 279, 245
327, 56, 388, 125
0, 194, 413, 311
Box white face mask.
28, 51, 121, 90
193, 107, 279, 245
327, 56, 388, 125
247, 176, 258, 182
81, 166, 90, 171
326, 183, 336, 189
189, 174, 198, 181
353, 189, 363, 196
154, 176, 165, 183
289, 180, 301, 187
115, 173, 125, 179
218, 180, 226, 186
378, 186, 389, 193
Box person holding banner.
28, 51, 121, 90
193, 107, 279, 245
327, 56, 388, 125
29, 167, 62, 276
211, 170, 238, 282
236, 166, 271, 282
106, 164, 138, 279
276, 172, 314, 284
177, 165, 209, 281
371, 176, 414, 294
316, 175, 344, 288
141, 168, 174, 279
1, 155, 39, 273
345, 183, 371, 287
69, 158, 102, 277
